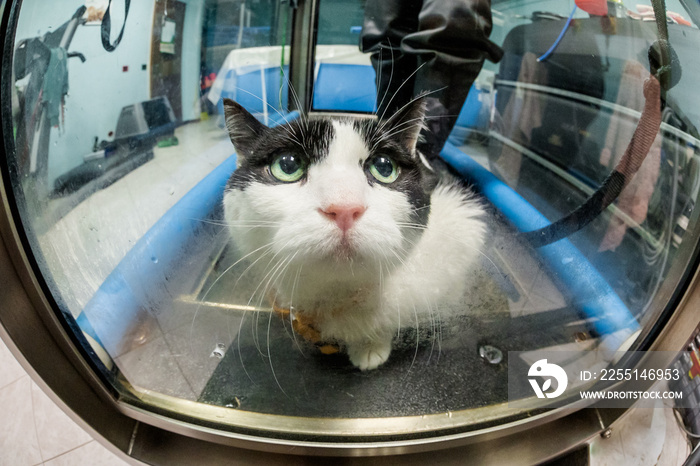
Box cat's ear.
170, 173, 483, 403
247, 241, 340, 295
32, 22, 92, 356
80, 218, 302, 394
223, 98, 268, 160
380, 96, 426, 154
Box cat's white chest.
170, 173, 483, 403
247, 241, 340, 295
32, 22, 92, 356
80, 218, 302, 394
277, 278, 390, 343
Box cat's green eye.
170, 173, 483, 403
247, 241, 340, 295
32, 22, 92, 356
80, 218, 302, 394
368, 156, 399, 183
270, 154, 306, 182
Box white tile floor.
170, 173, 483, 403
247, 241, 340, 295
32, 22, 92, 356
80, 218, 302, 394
0, 337, 135, 466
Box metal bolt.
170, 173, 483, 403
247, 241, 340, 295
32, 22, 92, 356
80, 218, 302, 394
601, 428, 612, 439
574, 332, 588, 342
479, 344, 503, 364
210, 343, 226, 359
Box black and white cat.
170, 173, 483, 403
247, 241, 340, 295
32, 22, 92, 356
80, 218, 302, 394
222, 97, 485, 370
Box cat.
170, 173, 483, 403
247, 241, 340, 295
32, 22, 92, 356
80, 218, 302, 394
221, 97, 486, 370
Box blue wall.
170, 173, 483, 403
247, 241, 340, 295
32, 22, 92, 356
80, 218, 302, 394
15, 0, 155, 187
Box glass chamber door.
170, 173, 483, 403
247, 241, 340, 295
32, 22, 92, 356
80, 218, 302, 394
1, 0, 700, 463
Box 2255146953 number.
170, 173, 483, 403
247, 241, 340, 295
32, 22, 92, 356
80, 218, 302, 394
599, 368, 681, 381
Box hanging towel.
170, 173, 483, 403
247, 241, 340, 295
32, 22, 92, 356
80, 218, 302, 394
42, 47, 69, 127
599, 60, 662, 251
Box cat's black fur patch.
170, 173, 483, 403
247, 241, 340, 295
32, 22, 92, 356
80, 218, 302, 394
353, 118, 431, 225
227, 118, 334, 190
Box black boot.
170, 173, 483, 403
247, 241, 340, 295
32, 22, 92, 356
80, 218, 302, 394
361, 0, 503, 158
361, 0, 422, 118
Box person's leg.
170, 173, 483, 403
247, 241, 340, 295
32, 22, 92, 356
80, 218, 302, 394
402, 0, 502, 158
360, 0, 423, 118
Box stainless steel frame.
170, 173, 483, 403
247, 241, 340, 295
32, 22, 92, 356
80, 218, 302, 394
288, 0, 318, 113
1, 0, 699, 463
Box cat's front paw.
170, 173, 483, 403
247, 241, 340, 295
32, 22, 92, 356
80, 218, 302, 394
347, 340, 392, 371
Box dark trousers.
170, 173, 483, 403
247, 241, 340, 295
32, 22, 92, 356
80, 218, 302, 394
361, 0, 502, 158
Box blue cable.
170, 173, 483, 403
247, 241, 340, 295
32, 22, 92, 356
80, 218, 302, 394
537, 5, 578, 62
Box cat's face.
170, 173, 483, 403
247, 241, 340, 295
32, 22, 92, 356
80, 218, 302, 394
222, 99, 431, 279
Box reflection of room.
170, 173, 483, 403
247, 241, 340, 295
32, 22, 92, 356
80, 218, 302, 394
6, 0, 700, 463
12, 0, 207, 220
11, 0, 377, 403
7, 0, 700, 433
488, 0, 700, 327
12, 0, 218, 302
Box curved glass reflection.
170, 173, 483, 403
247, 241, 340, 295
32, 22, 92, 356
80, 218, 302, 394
5, 0, 700, 432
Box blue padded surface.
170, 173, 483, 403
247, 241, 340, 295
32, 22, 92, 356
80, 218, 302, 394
312, 63, 377, 112
441, 142, 639, 342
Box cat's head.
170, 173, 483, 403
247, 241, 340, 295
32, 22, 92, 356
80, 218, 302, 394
221, 98, 432, 278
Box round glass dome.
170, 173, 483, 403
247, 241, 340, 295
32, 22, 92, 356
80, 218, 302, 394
2, 0, 700, 462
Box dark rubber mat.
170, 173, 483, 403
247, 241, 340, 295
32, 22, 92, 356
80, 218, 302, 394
198, 297, 589, 418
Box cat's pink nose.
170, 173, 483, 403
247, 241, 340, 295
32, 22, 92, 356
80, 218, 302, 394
320, 204, 366, 232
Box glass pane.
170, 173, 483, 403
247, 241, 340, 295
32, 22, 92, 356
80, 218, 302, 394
4, 0, 700, 439
486, 0, 700, 328
7, 0, 294, 402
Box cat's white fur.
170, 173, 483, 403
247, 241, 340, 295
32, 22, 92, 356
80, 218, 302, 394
224, 121, 485, 370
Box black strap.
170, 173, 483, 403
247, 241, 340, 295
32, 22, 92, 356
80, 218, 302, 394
101, 0, 131, 52
522, 172, 626, 247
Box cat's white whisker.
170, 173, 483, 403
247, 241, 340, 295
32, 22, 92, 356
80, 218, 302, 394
402, 300, 421, 380
231, 247, 275, 293
189, 241, 276, 357
247, 241, 297, 311
372, 113, 457, 153
426, 299, 439, 365
377, 81, 444, 133
187, 217, 231, 227
377, 52, 429, 123
230, 84, 302, 136
287, 264, 308, 357
261, 252, 298, 311
231, 247, 286, 358
215, 242, 288, 381
227, 220, 283, 224
246, 244, 297, 356
277, 65, 311, 144
265, 308, 289, 396
238, 315, 259, 385
375, 40, 395, 120
371, 116, 428, 150
231, 87, 301, 145
395, 220, 499, 272
264, 251, 299, 396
